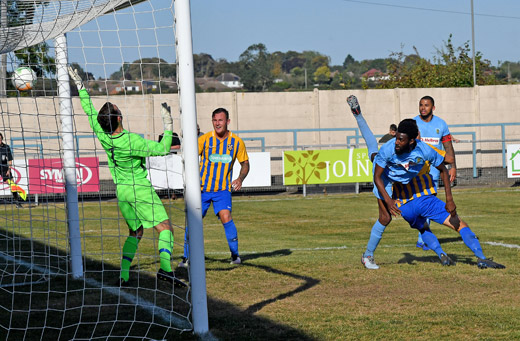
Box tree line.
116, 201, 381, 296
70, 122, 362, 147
9, 35, 520, 96
5, 1, 520, 95
105, 36, 518, 92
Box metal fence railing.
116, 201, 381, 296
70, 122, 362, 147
7, 125, 520, 199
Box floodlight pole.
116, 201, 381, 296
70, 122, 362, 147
174, 0, 209, 335
471, 0, 476, 87
55, 33, 83, 279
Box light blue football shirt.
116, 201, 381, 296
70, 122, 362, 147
414, 115, 451, 181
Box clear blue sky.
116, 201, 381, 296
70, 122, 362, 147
190, 0, 520, 66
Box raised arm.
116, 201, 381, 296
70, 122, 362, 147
67, 66, 103, 134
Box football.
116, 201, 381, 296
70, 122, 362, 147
12, 67, 37, 91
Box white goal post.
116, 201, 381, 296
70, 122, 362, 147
0, 0, 208, 338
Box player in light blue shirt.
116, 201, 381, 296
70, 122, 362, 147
373, 119, 504, 269
349, 96, 504, 270
413, 96, 457, 250
348, 96, 446, 270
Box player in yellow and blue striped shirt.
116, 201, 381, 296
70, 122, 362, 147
180, 108, 249, 267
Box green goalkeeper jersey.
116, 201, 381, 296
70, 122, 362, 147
79, 89, 172, 185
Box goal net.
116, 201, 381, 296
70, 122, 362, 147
0, 0, 207, 339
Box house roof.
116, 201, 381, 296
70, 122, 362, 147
362, 68, 383, 78
215, 73, 241, 82
195, 77, 230, 90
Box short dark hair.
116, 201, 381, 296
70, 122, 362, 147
397, 119, 419, 140
0, 133, 3, 139
420, 95, 435, 106
98, 102, 121, 133
389, 124, 397, 132
212, 107, 229, 119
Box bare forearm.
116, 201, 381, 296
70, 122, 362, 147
443, 140, 456, 167
238, 161, 249, 181
439, 164, 453, 200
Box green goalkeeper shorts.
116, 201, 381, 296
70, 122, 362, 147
116, 179, 169, 230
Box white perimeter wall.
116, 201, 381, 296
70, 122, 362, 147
1, 85, 520, 180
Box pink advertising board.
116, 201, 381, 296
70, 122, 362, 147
28, 157, 100, 194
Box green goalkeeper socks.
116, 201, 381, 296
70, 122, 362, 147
158, 230, 174, 273
121, 236, 139, 281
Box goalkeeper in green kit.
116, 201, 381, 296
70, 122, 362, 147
68, 66, 186, 287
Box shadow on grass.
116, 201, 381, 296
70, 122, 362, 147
399, 251, 478, 267
0, 228, 316, 340
201, 249, 319, 340
205, 249, 320, 315
398, 252, 442, 265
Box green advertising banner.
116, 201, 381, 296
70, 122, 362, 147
283, 148, 372, 185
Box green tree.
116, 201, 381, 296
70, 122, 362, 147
289, 66, 306, 89
380, 35, 500, 88
239, 43, 273, 91
213, 59, 240, 76
271, 61, 283, 79
110, 58, 176, 81
343, 54, 356, 68
193, 53, 216, 77
281, 51, 306, 73
7, 1, 55, 77
496, 61, 520, 83
314, 65, 331, 84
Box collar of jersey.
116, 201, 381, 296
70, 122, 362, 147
109, 129, 128, 139
211, 130, 233, 141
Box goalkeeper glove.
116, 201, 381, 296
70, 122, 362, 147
161, 102, 173, 131
67, 66, 85, 91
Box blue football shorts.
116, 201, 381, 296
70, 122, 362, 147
398, 195, 451, 230
201, 190, 232, 218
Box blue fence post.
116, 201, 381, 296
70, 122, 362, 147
501, 124, 506, 168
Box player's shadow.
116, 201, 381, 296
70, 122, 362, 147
437, 236, 463, 244
398, 251, 477, 266
204, 249, 320, 315
398, 252, 440, 265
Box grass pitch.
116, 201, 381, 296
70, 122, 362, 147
1, 187, 520, 340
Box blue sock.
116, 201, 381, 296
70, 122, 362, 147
420, 229, 445, 258
364, 220, 386, 257
354, 114, 378, 157
417, 231, 424, 244
416, 219, 430, 244
223, 220, 239, 257
459, 227, 485, 259
183, 226, 189, 259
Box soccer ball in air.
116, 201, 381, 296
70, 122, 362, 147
12, 67, 37, 91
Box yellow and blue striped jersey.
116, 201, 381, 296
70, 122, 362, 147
375, 140, 446, 207
199, 131, 248, 192
392, 163, 437, 207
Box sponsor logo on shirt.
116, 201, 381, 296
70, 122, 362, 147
209, 154, 232, 163
420, 137, 440, 145
400, 159, 422, 171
